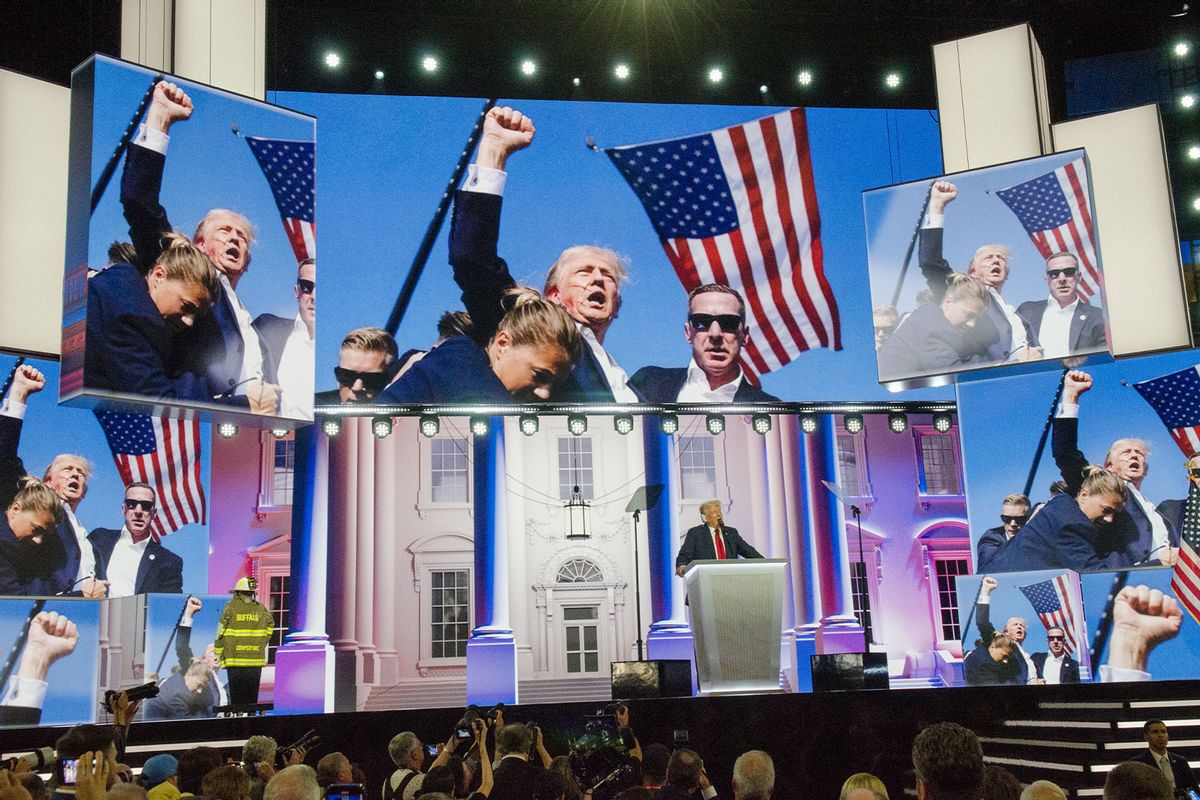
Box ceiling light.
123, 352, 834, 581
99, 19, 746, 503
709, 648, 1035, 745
520, 59, 537, 76
843, 413, 864, 434
567, 413, 588, 436
470, 416, 490, 437
660, 414, 680, 435
422, 56, 438, 72
885, 73, 901, 89
1182, 93, 1197, 109
707, 67, 724, 84
1188, 145, 1200, 160
887, 412, 908, 434
372, 416, 393, 439
321, 418, 341, 438
613, 414, 634, 435
1176, 42, 1191, 56
324, 52, 341, 69
217, 422, 238, 439
519, 414, 539, 436
797, 70, 813, 86
706, 414, 725, 435
751, 414, 772, 435
933, 412, 954, 433
800, 415, 818, 434
614, 63, 630, 80
419, 415, 440, 438
374, 69, 385, 80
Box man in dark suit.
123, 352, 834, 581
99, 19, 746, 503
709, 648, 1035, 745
919, 180, 1040, 364
449, 106, 640, 404
1053, 370, 1178, 567
90, 483, 184, 596
1016, 252, 1107, 359
1156, 454, 1199, 537
976, 494, 1030, 570
675, 500, 764, 576
175, 596, 227, 709
1029, 626, 1080, 684
630, 284, 780, 403
143, 660, 212, 720
1131, 720, 1198, 796
254, 259, 316, 419
876, 275, 995, 382
490, 722, 551, 800
316, 327, 400, 405
122, 80, 278, 413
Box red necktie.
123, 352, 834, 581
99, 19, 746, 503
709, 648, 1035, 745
713, 528, 726, 559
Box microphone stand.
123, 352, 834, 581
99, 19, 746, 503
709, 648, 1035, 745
625, 485, 664, 662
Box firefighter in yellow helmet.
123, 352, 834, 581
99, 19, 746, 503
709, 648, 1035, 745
215, 576, 274, 706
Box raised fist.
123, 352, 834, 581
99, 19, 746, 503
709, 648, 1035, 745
185, 596, 203, 618
147, 81, 194, 134
477, 106, 536, 171
929, 180, 958, 212
8, 365, 45, 405
1062, 370, 1093, 404
980, 576, 998, 595
1107, 584, 1183, 674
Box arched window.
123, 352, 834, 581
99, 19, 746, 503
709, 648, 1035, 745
556, 558, 603, 583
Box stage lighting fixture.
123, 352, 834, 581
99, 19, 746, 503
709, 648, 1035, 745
887, 412, 908, 434
613, 414, 635, 435
843, 413, 864, 434
660, 413, 680, 435
372, 416, 393, 438
567, 413, 588, 436
422, 55, 438, 72
614, 63, 630, 80
419, 415, 440, 438
885, 73, 901, 89
572, 77, 582, 87
1193, 197, 1200, 212
751, 413, 772, 435
705, 414, 725, 435
759, 84, 768, 94
933, 412, 953, 433
1189, 145, 1200, 160
1182, 93, 1197, 109
321, 418, 341, 438
374, 69, 385, 80
470, 416, 490, 437
271, 428, 289, 439
800, 414, 818, 434
520, 59, 537, 76
1176, 42, 1191, 56
519, 414, 540, 436
324, 52, 341, 69
708, 67, 724, 84
217, 422, 238, 439
797, 70, 813, 86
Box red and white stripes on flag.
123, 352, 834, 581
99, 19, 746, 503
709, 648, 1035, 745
95, 411, 206, 540
1018, 574, 1081, 655
1173, 533, 1200, 626
994, 155, 1102, 301
606, 108, 841, 383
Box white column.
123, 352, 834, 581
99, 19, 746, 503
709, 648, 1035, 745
373, 427, 399, 686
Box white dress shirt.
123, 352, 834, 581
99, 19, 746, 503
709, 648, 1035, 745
64, 506, 96, 585
106, 526, 151, 598
1037, 297, 1079, 359
676, 359, 743, 403
276, 314, 315, 420
708, 525, 727, 558
1041, 652, 1065, 684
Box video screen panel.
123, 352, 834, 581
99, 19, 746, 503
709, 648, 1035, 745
271, 91, 950, 411
62, 56, 316, 424
864, 149, 1108, 389
141, 593, 229, 720
0, 598, 100, 728
1, 356, 210, 598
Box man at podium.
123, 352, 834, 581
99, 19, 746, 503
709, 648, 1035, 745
675, 500, 763, 576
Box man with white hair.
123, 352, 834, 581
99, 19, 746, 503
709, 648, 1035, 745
265, 766, 320, 800
1020, 780, 1067, 800
732, 751, 774, 800
1054, 370, 1179, 567
449, 105, 641, 403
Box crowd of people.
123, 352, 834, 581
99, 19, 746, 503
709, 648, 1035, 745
0, 699, 1190, 800
874, 180, 1107, 382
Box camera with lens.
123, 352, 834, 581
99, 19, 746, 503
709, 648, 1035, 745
102, 682, 160, 713
282, 730, 320, 761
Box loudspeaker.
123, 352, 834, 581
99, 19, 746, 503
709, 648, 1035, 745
810, 653, 890, 692
611, 660, 693, 699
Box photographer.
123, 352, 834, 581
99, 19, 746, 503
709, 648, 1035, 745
491, 712, 552, 800
421, 719, 493, 800
242, 737, 307, 800
384, 729, 455, 800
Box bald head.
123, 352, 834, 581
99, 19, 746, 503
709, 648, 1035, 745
1020, 781, 1066, 800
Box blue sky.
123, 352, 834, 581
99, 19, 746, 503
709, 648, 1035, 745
3, 355, 210, 590
144, 593, 225, 684
0, 598, 99, 726
271, 90, 954, 401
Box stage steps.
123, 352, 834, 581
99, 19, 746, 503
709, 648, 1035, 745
364, 679, 468, 711
517, 675, 614, 706
977, 693, 1200, 797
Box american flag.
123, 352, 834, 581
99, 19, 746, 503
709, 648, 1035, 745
606, 108, 841, 383
995, 155, 1101, 301
1133, 364, 1200, 457
95, 411, 206, 540
1019, 574, 1081, 655
1172, 482, 1200, 625
245, 136, 315, 262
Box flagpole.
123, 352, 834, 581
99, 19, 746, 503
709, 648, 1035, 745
0, 357, 27, 404
1021, 369, 1069, 500
90, 76, 163, 214
1088, 571, 1129, 673
888, 185, 934, 309
384, 98, 498, 337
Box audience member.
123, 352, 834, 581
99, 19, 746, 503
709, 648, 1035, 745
176, 748, 222, 798
731, 751, 773, 800
657, 750, 714, 800
138, 756, 179, 800
491, 721, 551, 800
107, 785, 146, 800
839, 773, 888, 800
1019, 781, 1065, 800
547, 759, 580, 800
264, 767, 319, 800
639, 746, 669, 791
910, 722, 983, 800
315, 755, 352, 788
1131, 720, 1198, 794
202, 767, 251, 800
1103, 762, 1171, 800
980, 766, 1020, 800
19, 774, 47, 800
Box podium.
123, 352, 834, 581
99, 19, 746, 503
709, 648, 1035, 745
683, 559, 788, 695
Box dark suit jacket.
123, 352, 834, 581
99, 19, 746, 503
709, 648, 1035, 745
1052, 416, 1176, 566
919, 225, 1024, 362
975, 601, 1029, 684
1130, 749, 1198, 792
89, 528, 184, 594
449, 189, 637, 403
1015, 298, 1107, 356
983, 493, 1131, 573
629, 366, 779, 403
0, 706, 41, 726
0, 416, 56, 596
1157, 498, 1191, 539
1030, 651, 1080, 684
39, 512, 107, 597
252, 313, 295, 385
490, 757, 544, 800
876, 301, 991, 381
675, 524, 763, 571
376, 336, 513, 405
122, 143, 250, 403
975, 526, 1009, 572
962, 644, 1022, 686
143, 672, 210, 720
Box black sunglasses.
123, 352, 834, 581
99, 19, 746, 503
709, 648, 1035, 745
334, 366, 392, 393
688, 313, 744, 332
297, 279, 316, 295
124, 498, 155, 512
1046, 267, 1078, 279
1187, 467, 1200, 480
1000, 514, 1027, 525
1046, 635, 1065, 641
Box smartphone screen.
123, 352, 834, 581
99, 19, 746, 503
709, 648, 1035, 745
56, 759, 80, 787
325, 784, 364, 800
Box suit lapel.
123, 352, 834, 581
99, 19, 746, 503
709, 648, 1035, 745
134, 543, 153, 594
